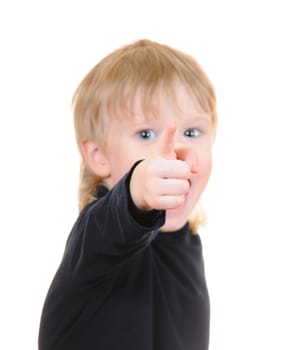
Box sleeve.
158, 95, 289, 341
60, 163, 165, 281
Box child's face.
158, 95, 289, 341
102, 86, 213, 231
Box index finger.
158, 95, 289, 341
158, 124, 177, 159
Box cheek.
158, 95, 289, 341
196, 154, 212, 189
203, 157, 212, 179
110, 149, 142, 185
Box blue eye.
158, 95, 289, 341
138, 130, 156, 139
184, 128, 201, 138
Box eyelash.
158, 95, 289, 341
138, 130, 156, 139
184, 128, 201, 138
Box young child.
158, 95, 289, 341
38, 39, 217, 350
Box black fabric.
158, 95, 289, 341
38, 168, 210, 350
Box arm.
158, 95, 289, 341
61, 164, 165, 281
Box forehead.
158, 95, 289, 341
107, 83, 211, 123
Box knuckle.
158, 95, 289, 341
183, 163, 191, 178
176, 180, 187, 194
169, 196, 184, 209
182, 180, 190, 193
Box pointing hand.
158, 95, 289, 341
130, 124, 194, 211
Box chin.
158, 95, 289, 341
160, 198, 194, 233
159, 215, 187, 232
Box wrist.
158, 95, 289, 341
129, 160, 151, 211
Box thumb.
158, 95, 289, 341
157, 124, 177, 159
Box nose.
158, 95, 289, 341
174, 142, 199, 173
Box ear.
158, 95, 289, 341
80, 140, 111, 178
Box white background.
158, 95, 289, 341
0, 1, 289, 349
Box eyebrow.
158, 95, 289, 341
190, 116, 211, 123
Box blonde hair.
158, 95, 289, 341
72, 39, 217, 232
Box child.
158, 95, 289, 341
38, 39, 217, 350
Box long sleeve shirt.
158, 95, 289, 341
38, 168, 210, 350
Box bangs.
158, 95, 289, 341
98, 40, 216, 122
103, 79, 209, 123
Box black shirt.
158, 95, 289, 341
38, 169, 210, 350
